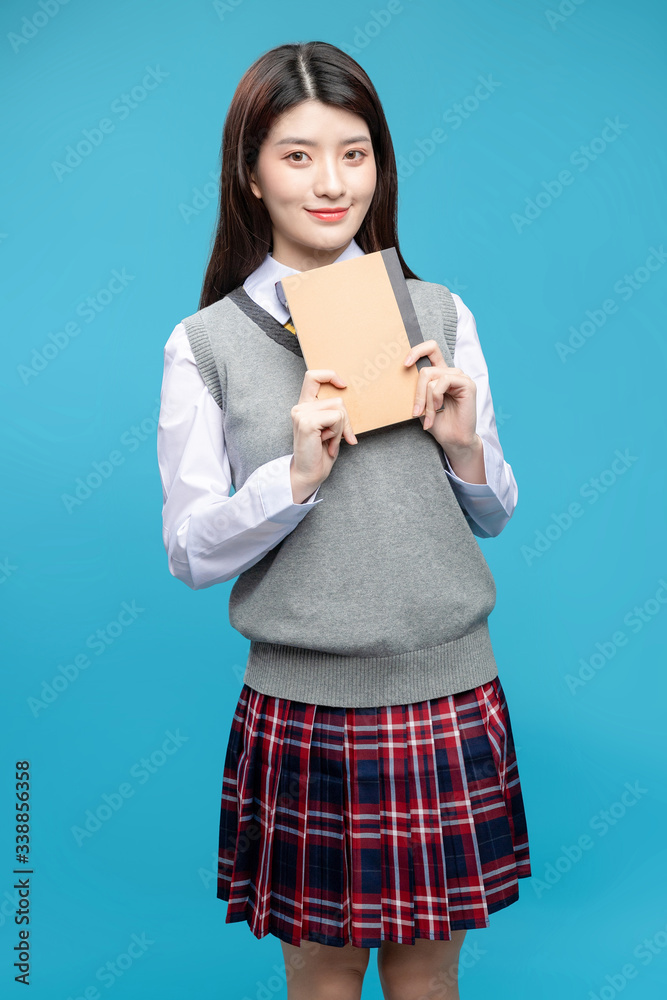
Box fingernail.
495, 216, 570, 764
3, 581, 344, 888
413, 404, 420, 415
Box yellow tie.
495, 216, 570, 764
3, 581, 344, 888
283, 317, 297, 335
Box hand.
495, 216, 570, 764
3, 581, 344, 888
290, 369, 358, 502
404, 340, 478, 450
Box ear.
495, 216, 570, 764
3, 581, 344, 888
249, 172, 262, 200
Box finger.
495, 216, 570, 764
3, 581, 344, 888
294, 398, 359, 449
413, 369, 472, 417
295, 395, 350, 412
314, 398, 358, 445
298, 370, 348, 404
412, 367, 449, 416
321, 423, 349, 444
342, 408, 358, 445
321, 411, 345, 458
423, 379, 448, 428
404, 340, 446, 370
423, 378, 441, 429
301, 408, 348, 450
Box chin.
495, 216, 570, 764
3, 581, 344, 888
307, 229, 354, 248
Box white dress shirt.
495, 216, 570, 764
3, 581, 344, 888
158, 238, 517, 590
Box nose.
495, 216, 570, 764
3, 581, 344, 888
312, 154, 346, 200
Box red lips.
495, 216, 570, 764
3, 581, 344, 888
305, 207, 350, 221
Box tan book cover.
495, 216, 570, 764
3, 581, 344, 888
280, 247, 434, 435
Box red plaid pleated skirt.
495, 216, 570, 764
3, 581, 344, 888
217, 676, 531, 948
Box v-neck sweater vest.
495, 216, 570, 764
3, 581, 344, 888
181, 279, 500, 707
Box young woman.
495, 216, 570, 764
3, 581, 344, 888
158, 40, 531, 1000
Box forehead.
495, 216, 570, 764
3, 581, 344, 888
267, 100, 371, 143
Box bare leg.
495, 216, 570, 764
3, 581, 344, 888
376, 930, 468, 1000
280, 938, 371, 1000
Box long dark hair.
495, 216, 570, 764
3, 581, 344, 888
199, 41, 421, 309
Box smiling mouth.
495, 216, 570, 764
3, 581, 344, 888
305, 207, 350, 221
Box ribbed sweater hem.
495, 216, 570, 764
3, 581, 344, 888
242, 622, 499, 708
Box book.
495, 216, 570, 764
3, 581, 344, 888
280, 246, 435, 435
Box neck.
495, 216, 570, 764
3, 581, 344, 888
271, 237, 353, 272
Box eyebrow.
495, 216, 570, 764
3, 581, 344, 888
273, 135, 372, 147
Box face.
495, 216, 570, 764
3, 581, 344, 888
249, 99, 377, 271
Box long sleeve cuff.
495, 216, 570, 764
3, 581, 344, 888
256, 454, 323, 523
440, 438, 517, 537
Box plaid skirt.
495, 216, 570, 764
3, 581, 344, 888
217, 676, 531, 948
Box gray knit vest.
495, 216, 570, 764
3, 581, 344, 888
181, 278, 499, 707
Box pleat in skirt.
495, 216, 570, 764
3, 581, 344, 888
217, 675, 531, 948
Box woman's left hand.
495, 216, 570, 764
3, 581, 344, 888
404, 340, 478, 450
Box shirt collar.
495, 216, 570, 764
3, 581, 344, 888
242, 237, 365, 324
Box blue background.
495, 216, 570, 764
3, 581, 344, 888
2, 0, 666, 996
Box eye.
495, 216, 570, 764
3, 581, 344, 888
286, 149, 367, 163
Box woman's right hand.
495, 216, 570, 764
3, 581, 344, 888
289, 369, 358, 503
